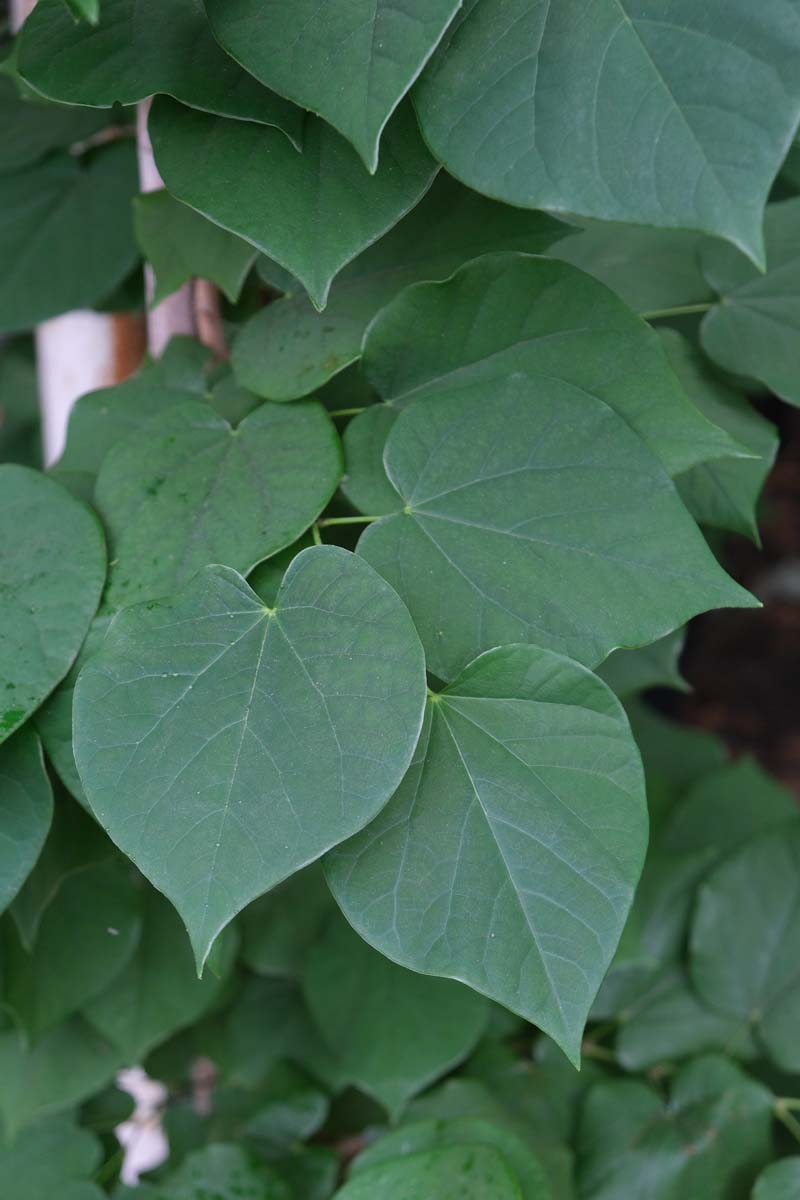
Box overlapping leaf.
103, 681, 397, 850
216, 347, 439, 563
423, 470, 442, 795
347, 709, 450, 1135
754, 1160, 800, 1200
0, 729, 53, 914
337, 1144, 523, 1199
149, 98, 438, 308
73, 548, 427, 967
241, 863, 334, 979
326, 644, 647, 1062
596, 629, 687, 698
0, 74, 106, 174
414, 0, 800, 263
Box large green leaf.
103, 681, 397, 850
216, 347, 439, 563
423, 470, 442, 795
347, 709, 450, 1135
241, 863, 334, 979
413, 0, 800, 264
577, 1057, 773, 1200
133, 190, 257, 305
753, 1160, 800, 1200
355, 339, 755, 680
326, 644, 647, 1063
303, 914, 488, 1118
73, 548, 427, 967
4, 859, 142, 1039
93, 399, 341, 608
204, 0, 460, 171
0, 465, 106, 743
149, 98, 438, 309
83, 888, 236, 1062
690, 823, 800, 1071
661, 331, 778, 542
0, 1113, 103, 1200
232, 175, 565, 401
0, 74, 107, 174
336, 1144, 523, 1199
0, 142, 139, 333
0, 729, 52, 915
362, 254, 745, 477
701, 197, 800, 405
17, 0, 302, 137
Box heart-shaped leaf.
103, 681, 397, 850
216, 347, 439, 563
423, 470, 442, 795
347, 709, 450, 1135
414, 0, 800, 264
73, 547, 427, 967
149, 98, 438, 309
0, 729, 53, 916
17, 0, 302, 139
0, 465, 106, 744
93, 398, 341, 608
204, 0, 461, 171
326, 644, 647, 1062
355, 357, 755, 680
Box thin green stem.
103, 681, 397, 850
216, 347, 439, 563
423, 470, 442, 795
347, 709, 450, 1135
328, 406, 367, 418
774, 1098, 800, 1145
318, 515, 382, 526
312, 523, 322, 546
639, 301, 714, 321
94, 1146, 125, 1187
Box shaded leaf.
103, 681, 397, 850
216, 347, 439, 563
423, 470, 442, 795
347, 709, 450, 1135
336, 1144, 523, 1199
146, 1144, 290, 1199
0, 1112, 103, 1199
74, 548, 427, 967
0, 728, 52, 915
0, 465, 106, 743
149, 98, 438, 309
326, 644, 647, 1063
0, 74, 106, 174
340, 406, 400, 517
753, 1160, 800, 1200
596, 629, 687, 698
0, 338, 40, 469
241, 863, 334, 979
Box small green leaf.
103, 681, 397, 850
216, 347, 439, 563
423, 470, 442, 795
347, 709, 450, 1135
17, 0, 303, 138
205, 0, 461, 171
74, 548, 427, 968
690, 823, 800, 1071
341, 406, 401, 517
94, 399, 342, 607
0, 465, 106, 744
414, 0, 800, 264
134, 190, 257, 305
326, 644, 647, 1064
4, 859, 142, 1039
241, 863, 334, 979
577, 1056, 772, 1200
363, 254, 746, 478
232, 175, 565, 400
303, 913, 488, 1118
355, 343, 755, 679
0, 728, 52, 915
145, 1144, 290, 1199
701, 197, 800, 405
596, 629, 687, 698
64, 0, 101, 22
247, 532, 316, 611
753, 1160, 800, 1200
149, 98, 438, 309
336, 1144, 523, 1199
0, 1113, 103, 1199
0, 142, 139, 333
0, 74, 107, 174
222, 976, 336, 1089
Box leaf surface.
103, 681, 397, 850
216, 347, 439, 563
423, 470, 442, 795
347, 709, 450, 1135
0, 1113, 103, 1199
73, 548, 427, 967
149, 98, 438, 308
326, 644, 647, 1062
596, 629, 687, 698
241, 862, 334, 979
0, 728, 53, 915
0, 74, 106, 174
414, 0, 800, 263
753, 1160, 800, 1200
336, 1144, 523, 1199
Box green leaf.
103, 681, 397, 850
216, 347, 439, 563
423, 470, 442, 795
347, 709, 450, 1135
0, 465, 106, 743
149, 98, 438, 309
690, 823, 800, 1071
701, 197, 800, 405
233, 175, 564, 401
336, 1144, 523, 1199
577, 1056, 773, 1200
146, 1144, 290, 1199
94, 399, 342, 608
0, 338, 40, 469
553, 223, 713, 316
362, 254, 746, 478
0, 1017, 122, 1139
0, 142, 139, 333
73, 548, 427, 968
353, 1117, 552, 1200
326, 644, 647, 1064
4, 859, 142, 1039
17, 0, 303, 138
205, 0, 460, 171
303, 914, 488, 1118
83, 887, 236, 1062
595, 629, 687, 698
247, 533, 316, 611
241, 863, 335, 979
624, 699, 727, 816
753, 1160, 800, 1200
134, 190, 257, 305
662, 331, 778, 542
340, 406, 401, 517
355, 331, 755, 680
413, 0, 800, 264
64, 0, 102, 21
0, 1113, 103, 1199
0, 729, 53, 915
222, 976, 336, 1089
0, 74, 107, 174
